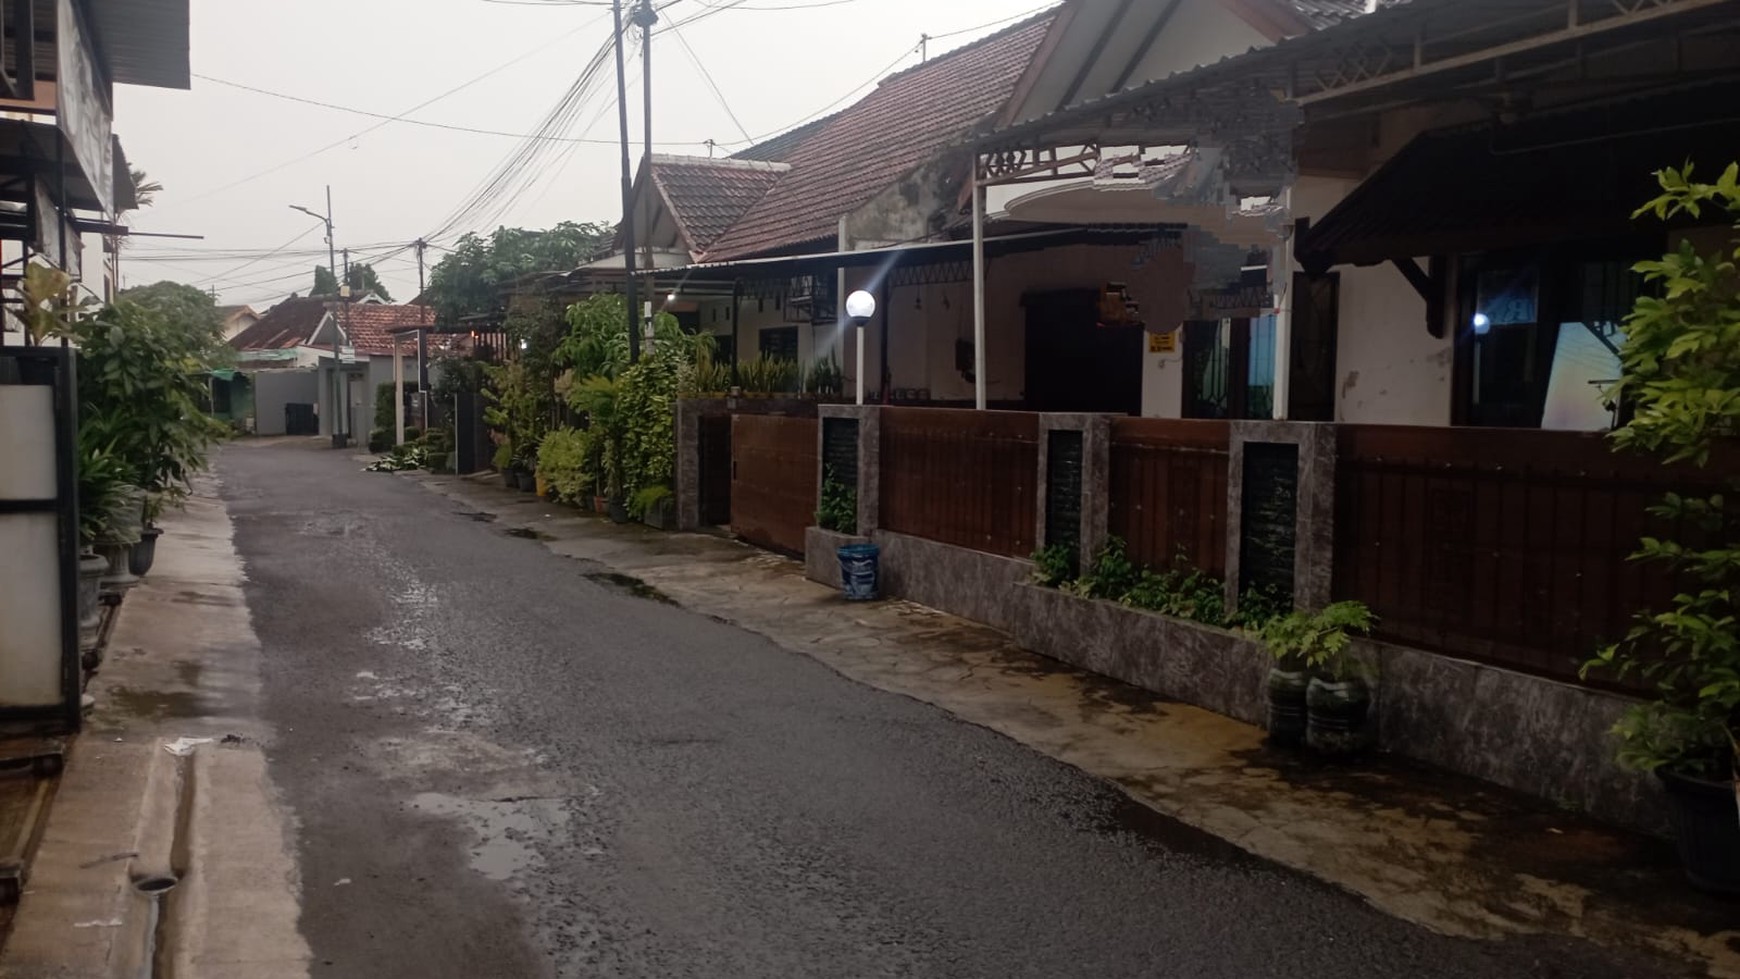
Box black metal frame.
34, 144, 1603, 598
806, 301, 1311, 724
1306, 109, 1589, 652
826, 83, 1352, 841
0, 346, 82, 733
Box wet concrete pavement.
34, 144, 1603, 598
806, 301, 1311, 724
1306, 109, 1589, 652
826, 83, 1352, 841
220, 442, 1684, 979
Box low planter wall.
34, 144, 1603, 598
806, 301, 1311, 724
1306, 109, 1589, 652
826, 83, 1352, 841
804, 527, 870, 591
800, 523, 1667, 834
1368, 640, 1667, 835
870, 530, 1033, 633
1008, 583, 1268, 727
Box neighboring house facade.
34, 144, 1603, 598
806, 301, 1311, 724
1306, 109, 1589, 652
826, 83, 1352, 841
607, 0, 1384, 413
230, 297, 429, 438
216, 304, 261, 342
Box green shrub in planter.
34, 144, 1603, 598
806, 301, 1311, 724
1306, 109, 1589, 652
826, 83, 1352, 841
368, 428, 392, 453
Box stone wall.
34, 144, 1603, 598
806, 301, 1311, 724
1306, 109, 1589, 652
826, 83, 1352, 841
869, 531, 1034, 634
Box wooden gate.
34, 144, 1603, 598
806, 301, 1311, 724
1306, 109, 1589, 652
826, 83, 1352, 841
697, 414, 732, 526
730, 415, 817, 555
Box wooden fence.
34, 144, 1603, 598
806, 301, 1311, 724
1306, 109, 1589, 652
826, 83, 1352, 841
730, 415, 818, 556
1332, 425, 1731, 686
1107, 418, 1230, 576
880, 408, 1039, 558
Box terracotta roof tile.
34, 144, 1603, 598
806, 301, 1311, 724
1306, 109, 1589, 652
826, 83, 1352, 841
650, 156, 790, 253
337, 304, 435, 355
229, 296, 329, 351
701, 13, 1054, 262
229, 298, 431, 356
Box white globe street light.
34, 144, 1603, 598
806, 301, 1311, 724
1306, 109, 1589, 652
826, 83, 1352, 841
846, 289, 876, 406
846, 289, 876, 322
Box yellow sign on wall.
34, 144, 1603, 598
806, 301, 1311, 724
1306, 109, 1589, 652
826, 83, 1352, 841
1148, 331, 1178, 354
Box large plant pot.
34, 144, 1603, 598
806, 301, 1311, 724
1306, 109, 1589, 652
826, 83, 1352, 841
837, 543, 880, 601
77, 551, 108, 649
515, 470, 537, 493
501, 467, 518, 489
1266, 667, 1308, 747
94, 541, 139, 593
128, 527, 163, 577
1305, 676, 1371, 756
607, 501, 630, 523
1658, 769, 1740, 895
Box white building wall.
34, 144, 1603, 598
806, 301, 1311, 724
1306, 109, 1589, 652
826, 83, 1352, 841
1292, 174, 1454, 426
251, 370, 318, 437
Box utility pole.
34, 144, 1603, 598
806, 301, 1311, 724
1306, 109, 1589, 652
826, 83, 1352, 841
415, 238, 429, 430
611, 0, 642, 362
289, 187, 341, 445
637, 0, 657, 339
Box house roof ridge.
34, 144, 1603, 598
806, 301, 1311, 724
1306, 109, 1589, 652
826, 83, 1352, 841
650, 153, 791, 173
875, 6, 1060, 88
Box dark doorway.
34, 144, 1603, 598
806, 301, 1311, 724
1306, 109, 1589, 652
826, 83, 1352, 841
1023, 289, 1142, 414
1288, 273, 1339, 422
697, 415, 732, 526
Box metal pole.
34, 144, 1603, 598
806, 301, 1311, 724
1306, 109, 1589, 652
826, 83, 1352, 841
611, 0, 642, 362
639, 1, 656, 299
415, 238, 429, 429
394, 340, 405, 446
971, 178, 988, 411
325, 185, 336, 285
1270, 191, 1295, 421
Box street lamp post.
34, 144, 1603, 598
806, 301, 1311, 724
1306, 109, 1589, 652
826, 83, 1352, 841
846, 290, 875, 406
290, 190, 346, 447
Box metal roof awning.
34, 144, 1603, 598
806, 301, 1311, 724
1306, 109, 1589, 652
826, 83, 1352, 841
1296, 81, 1740, 268
975, 0, 1739, 161
638, 227, 1171, 285
87, 0, 192, 89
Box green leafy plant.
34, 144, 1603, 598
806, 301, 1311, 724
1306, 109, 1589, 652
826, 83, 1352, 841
629, 484, 673, 520
1259, 601, 1376, 679
816, 469, 858, 534
806, 354, 844, 397
736, 355, 801, 395
73, 297, 228, 520
1068, 536, 1140, 601
492, 440, 514, 472
1231, 585, 1290, 631
1030, 542, 1077, 587
1122, 565, 1227, 625
1581, 162, 1740, 780
536, 427, 590, 503
77, 439, 141, 546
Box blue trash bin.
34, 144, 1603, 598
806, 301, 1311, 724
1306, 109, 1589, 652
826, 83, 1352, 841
837, 543, 880, 601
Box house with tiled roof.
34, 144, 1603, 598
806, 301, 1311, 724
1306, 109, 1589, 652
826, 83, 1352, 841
608, 0, 1387, 412
227, 297, 431, 438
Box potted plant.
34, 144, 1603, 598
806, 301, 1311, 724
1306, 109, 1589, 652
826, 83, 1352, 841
1581, 162, 1740, 893
1260, 601, 1376, 755
76, 442, 133, 647
631, 485, 674, 530
129, 492, 169, 578
493, 440, 516, 488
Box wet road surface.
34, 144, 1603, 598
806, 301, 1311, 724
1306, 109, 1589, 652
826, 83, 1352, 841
220, 443, 1660, 979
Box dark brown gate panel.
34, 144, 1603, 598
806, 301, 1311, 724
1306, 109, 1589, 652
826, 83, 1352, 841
698, 415, 732, 526
730, 415, 818, 556
879, 408, 1039, 558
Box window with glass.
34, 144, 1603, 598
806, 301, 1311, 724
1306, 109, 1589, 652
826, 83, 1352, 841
1182, 316, 1276, 420
1457, 250, 1643, 429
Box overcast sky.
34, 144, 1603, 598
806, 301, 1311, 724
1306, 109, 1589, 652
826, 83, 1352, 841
113, 0, 1049, 308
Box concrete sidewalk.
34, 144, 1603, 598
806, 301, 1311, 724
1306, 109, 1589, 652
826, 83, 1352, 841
415, 470, 1739, 978
0, 478, 310, 978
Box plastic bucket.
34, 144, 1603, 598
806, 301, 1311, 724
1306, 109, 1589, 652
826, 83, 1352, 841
837, 543, 880, 601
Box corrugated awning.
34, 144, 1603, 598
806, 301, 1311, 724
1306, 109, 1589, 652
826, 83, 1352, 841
1296, 82, 1740, 269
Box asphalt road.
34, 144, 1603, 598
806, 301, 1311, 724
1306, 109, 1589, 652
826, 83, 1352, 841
220, 443, 1657, 979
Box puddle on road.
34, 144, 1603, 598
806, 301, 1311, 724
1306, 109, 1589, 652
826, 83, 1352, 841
503, 526, 555, 542
454, 510, 497, 523
411, 792, 571, 882
584, 572, 676, 605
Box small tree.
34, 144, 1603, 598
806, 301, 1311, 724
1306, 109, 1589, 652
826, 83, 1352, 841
1584, 163, 1740, 781
313, 265, 340, 296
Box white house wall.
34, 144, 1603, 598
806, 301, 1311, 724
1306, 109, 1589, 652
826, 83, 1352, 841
1291, 174, 1454, 426
250, 370, 318, 437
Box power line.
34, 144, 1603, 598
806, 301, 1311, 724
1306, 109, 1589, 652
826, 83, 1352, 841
182, 12, 614, 204
664, 13, 751, 143
192, 73, 725, 147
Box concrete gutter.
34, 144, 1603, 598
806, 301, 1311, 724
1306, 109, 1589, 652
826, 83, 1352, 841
415, 471, 1740, 978
0, 478, 311, 979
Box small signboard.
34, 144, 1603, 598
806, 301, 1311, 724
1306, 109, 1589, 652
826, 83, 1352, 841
1148, 332, 1177, 354
1189, 285, 1270, 320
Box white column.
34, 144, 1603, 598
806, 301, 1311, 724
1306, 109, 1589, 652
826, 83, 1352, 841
971, 178, 988, 411
393, 341, 406, 446
1269, 191, 1296, 421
